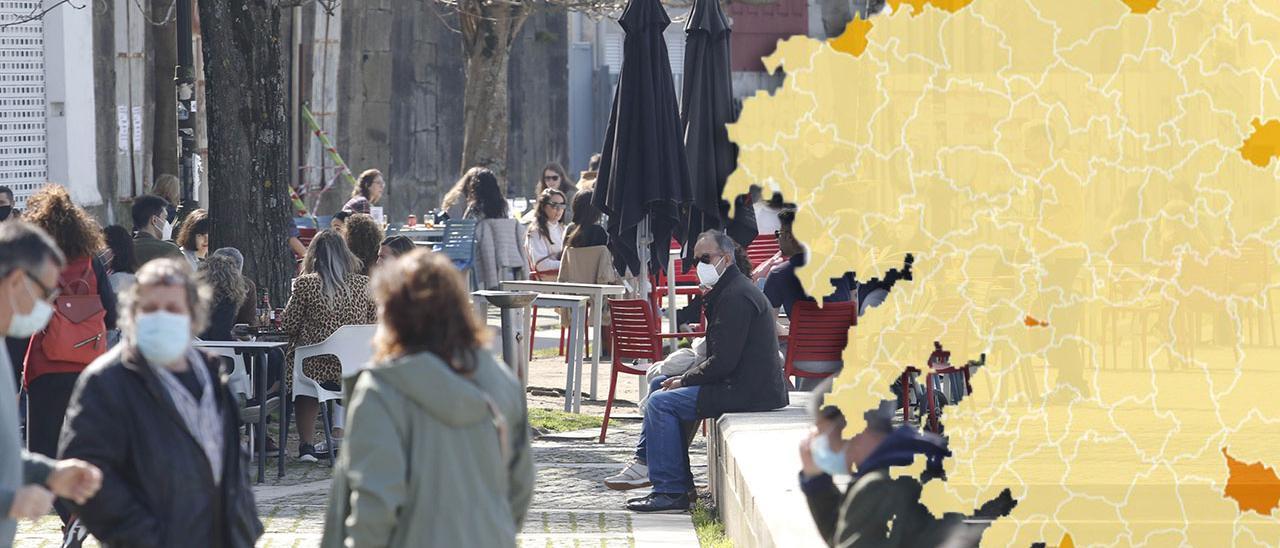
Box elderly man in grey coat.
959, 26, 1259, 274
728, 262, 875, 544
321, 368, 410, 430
0, 222, 102, 544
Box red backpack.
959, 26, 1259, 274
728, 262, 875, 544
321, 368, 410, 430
40, 259, 108, 365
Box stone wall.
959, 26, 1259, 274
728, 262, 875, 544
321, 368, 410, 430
507, 10, 570, 196
328, 2, 568, 221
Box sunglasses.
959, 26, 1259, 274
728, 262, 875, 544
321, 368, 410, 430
24, 270, 59, 303
697, 254, 720, 265
543, 175, 561, 181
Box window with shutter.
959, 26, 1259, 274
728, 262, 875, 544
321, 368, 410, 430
0, 0, 47, 209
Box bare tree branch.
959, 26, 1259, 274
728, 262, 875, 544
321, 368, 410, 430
0, 0, 85, 30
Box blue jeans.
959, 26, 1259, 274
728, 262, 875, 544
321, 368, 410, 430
634, 375, 701, 495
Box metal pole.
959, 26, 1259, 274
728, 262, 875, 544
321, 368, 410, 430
175, 0, 196, 207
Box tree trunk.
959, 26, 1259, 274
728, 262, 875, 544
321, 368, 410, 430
459, 1, 529, 180
198, 0, 294, 302
151, 2, 178, 181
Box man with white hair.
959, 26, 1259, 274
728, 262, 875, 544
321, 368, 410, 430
0, 222, 102, 544
606, 230, 790, 513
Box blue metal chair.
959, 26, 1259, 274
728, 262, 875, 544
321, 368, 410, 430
437, 218, 478, 277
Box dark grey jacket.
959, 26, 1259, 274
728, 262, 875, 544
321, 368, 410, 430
681, 264, 790, 417
0, 345, 55, 545
59, 345, 263, 548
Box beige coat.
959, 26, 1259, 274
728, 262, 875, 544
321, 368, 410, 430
558, 245, 618, 327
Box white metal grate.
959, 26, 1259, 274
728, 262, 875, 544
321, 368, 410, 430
0, 0, 47, 208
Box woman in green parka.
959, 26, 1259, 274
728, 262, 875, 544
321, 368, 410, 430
322, 250, 535, 547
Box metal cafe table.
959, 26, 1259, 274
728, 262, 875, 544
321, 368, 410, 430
499, 280, 626, 400
194, 340, 288, 483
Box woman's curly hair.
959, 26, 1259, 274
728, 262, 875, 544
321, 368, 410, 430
371, 249, 489, 373
198, 254, 247, 308
23, 184, 104, 260
341, 213, 384, 276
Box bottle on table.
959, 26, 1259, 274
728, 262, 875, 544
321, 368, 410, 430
260, 291, 272, 328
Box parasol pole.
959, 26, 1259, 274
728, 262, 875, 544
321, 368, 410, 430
637, 215, 653, 400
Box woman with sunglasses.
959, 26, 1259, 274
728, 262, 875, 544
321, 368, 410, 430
526, 189, 568, 276
532, 162, 575, 221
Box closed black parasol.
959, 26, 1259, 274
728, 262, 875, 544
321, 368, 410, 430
679, 0, 739, 269
592, 0, 692, 277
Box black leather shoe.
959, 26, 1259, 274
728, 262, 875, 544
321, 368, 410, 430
628, 489, 696, 505
626, 492, 690, 513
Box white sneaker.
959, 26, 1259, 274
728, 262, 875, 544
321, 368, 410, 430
604, 460, 651, 490
313, 438, 341, 455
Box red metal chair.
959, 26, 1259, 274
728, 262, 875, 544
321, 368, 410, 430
745, 234, 780, 270
297, 227, 318, 250
782, 300, 857, 385
600, 299, 704, 443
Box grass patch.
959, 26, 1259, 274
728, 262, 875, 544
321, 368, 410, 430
527, 408, 604, 433
692, 497, 732, 548
532, 346, 561, 359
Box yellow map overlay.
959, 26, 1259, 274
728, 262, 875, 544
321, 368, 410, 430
724, 0, 1280, 544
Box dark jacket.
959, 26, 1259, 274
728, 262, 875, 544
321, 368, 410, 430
200, 297, 240, 342
132, 232, 184, 268
680, 264, 789, 417
59, 345, 263, 548
801, 428, 980, 547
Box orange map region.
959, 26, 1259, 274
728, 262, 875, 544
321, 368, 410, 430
886, 0, 973, 16
1120, 0, 1160, 13
830, 19, 873, 57
1221, 447, 1280, 516
1239, 118, 1280, 168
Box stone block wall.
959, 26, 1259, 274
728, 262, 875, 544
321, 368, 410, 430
329, 2, 568, 221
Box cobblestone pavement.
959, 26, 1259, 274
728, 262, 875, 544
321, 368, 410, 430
16, 403, 702, 547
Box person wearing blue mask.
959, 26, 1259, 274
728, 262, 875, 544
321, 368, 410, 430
0, 222, 103, 545
58, 258, 262, 547
799, 381, 1017, 547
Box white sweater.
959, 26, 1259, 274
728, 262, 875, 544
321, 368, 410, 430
527, 222, 566, 273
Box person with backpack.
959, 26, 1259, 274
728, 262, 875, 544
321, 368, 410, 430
18, 185, 116, 521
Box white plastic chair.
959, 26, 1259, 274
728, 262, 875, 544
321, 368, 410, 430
198, 341, 267, 460
290, 324, 376, 464
204, 346, 251, 401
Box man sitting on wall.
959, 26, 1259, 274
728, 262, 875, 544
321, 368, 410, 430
603, 230, 790, 513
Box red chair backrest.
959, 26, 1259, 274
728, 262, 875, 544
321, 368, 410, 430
297, 227, 318, 249
785, 300, 857, 365
746, 234, 780, 268
654, 264, 699, 287
607, 299, 665, 363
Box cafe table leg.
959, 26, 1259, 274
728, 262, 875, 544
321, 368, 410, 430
255, 350, 267, 484
562, 306, 574, 413
590, 294, 603, 400
280, 381, 291, 477
571, 305, 585, 414
277, 364, 287, 478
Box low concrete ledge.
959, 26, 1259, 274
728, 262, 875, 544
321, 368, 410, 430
708, 392, 826, 548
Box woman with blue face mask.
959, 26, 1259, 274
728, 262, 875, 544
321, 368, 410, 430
798, 380, 1018, 547
58, 258, 263, 548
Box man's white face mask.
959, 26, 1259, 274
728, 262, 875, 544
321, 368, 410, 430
696, 255, 725, 288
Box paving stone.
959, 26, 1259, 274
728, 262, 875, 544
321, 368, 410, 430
16, 414, 697, 546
